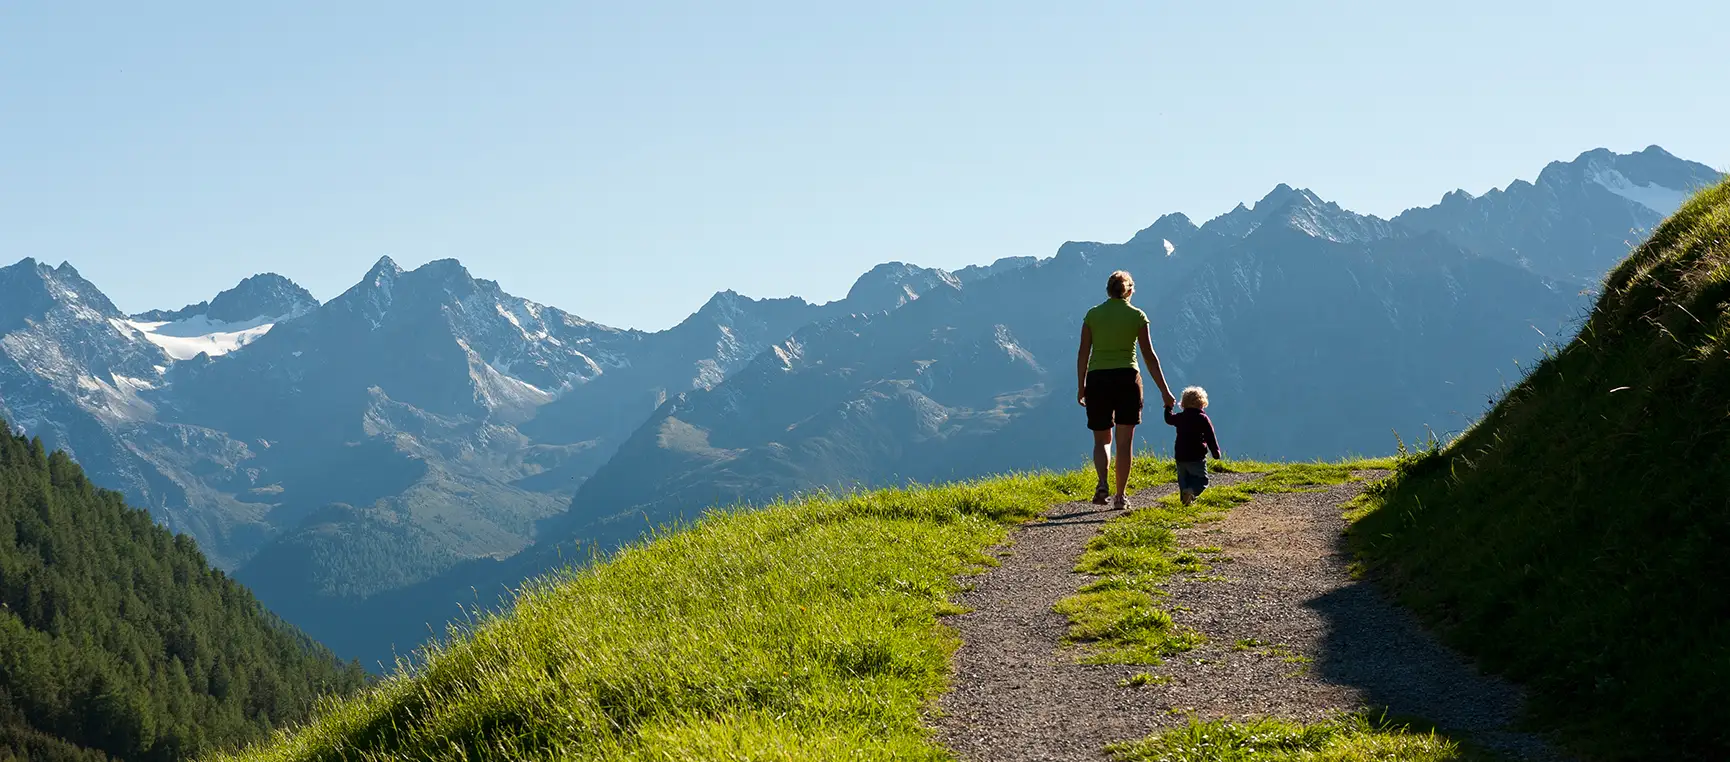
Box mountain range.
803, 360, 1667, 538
1, 145, 1719, 665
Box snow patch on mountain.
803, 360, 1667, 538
992, 325, 1037, 367
459, 339, 556, 422
1282, 200, 1395, 243
63, 370, 158, 422
1587, 166, 1691, 215
123, 314, 284, 361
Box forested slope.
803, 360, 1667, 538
0, 421, 367, 761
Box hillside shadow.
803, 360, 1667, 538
1301, 530, 1554, 759
1039, 507, 1111, 525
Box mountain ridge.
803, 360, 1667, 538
132, 272, 318, 324
1394, 145, 1722, 283
1, 145, 1718, 665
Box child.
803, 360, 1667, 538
1164, 386, 1223, 506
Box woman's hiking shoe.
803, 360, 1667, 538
1112, 495, 1128, 510
1092, 485, 1111, 505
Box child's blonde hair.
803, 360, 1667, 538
1180, 386, 1208, 409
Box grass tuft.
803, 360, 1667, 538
1117, 672, 1171, 688
1107, 714, 1492, 762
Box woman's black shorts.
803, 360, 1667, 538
1085, 368, 1143, 430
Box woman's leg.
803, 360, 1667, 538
1092, 429, 1112, 489
1113, 424, 1135, 498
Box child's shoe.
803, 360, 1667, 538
1180, 488, 1196, 506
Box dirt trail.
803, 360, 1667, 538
932, 474, 1563, 762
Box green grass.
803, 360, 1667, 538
1346, 178, 1730, 760
1057, 460, 1392, 664
1107, 714, 1494, 762
1117, 672, 1172, 688
210, 470, 1112, 762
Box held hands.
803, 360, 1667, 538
1161, 388, 1177, 408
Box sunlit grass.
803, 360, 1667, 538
1108, 714, 1493, 762
211, 466, 1130, 761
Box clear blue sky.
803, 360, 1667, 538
3, 2, 1725, 331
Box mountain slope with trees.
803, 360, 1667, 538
1350, 177, 1730, 760
0, 421, 366, 761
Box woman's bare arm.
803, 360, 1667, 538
1076, 323, 1093, 406
1139, 325, 1176, 408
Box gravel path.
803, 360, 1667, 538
932, 473, 1564, 762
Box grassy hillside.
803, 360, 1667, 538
0, 422, 367, 761
1109, 714, 1486, 762
212, 463, 1180, 761
1348, 177, 1730, 760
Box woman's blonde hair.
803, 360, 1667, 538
1181, 386, 1208, 409
1107, 270, 1135, 299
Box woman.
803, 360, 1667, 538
1077, 270, 1176, 508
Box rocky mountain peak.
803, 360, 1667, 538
694, 289, 750, 321
1530, 145, 1722, 216
135, 273, 319, 324
842, 262, 962, 314
953, 256, 1038, 284
367, 256, 404, 280
326, 257, 410, 327
1126, 212, 1200, 252
205, 274, 318, 323
1201, 185, 1305, 239
1203, 185, 1392, 244
1438, 189, 1474, 205
0, 257, 125, 328
0, 258, 167, 418
1393, 145, 1722, 283
389, 259, 501, 308
411, 258, 472, 284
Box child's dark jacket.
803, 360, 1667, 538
1163, 405, 1222, 461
